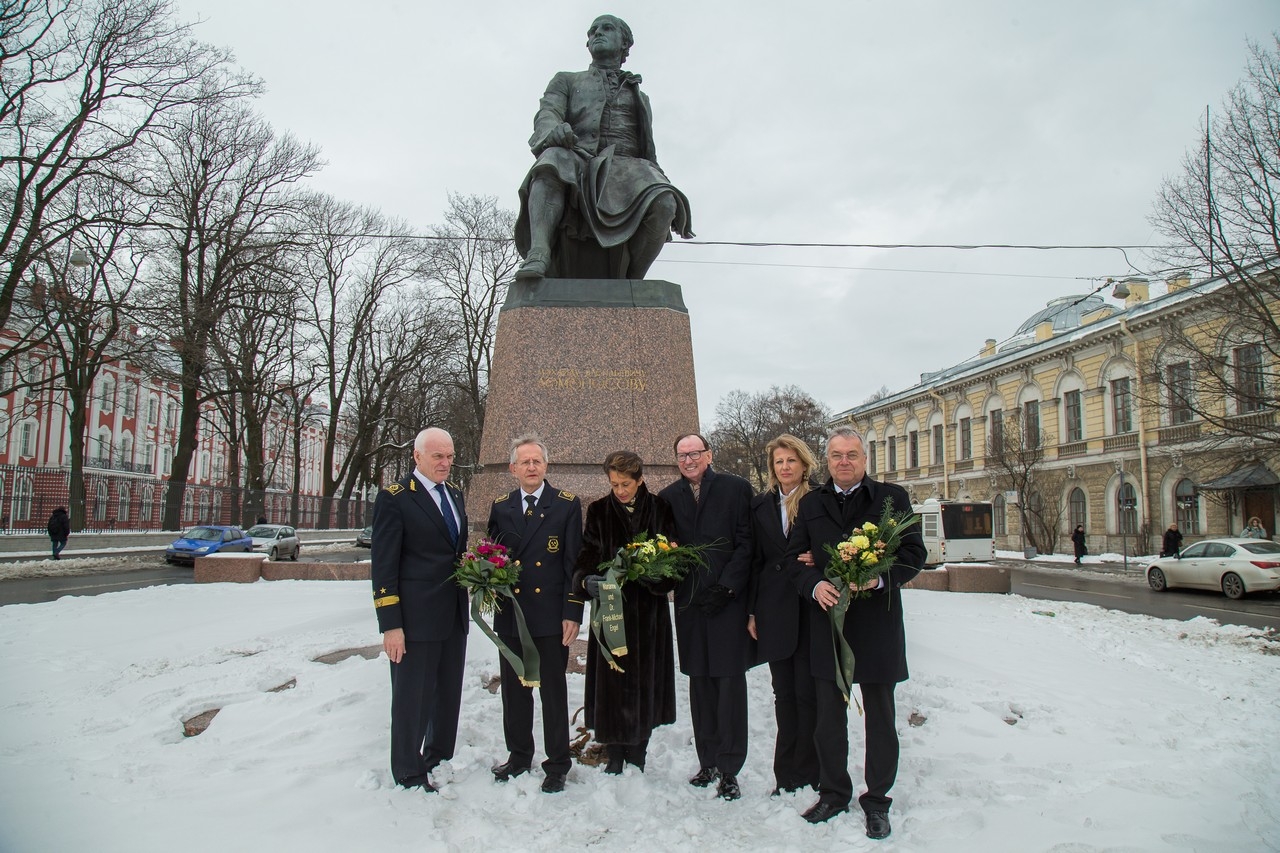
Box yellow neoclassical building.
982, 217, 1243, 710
830, 274, 1278, 557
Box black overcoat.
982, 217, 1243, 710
659, 467, 754, 677
747, 484, 816, 665
487, 481, 585, 638
571, 484, 678, 744
789, 477, 925, 685
371, 475, 469, 642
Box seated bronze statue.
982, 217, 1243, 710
515, 15, 693, 281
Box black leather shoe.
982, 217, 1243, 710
541, 773, 566, 793
802, 801, 847, 824
491, 760, 531, 782
689, 767, 720, 787
603, 754, 624, 775
400, 775, 437, 793
865, 811, 892, 839
716, 774, 741, 801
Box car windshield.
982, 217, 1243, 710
182, 527, 222, 541
363, 527, 372, 535
1240, 541, 1280, 555
247, 526, 280, 537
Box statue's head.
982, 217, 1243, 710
587, 15, 633, 65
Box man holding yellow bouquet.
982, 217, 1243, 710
787, 426, 925, 839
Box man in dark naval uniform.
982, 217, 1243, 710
486, 434, 584, 794
371, 427, 468, 793
514, 13, 693, 281
660, 433, 754, 802
787, 426, 926, 839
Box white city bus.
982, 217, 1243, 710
911, 499, 996, 567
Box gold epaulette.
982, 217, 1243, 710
385, 483, 404, 495
495, 494, 507, 504
558, 490, 576, 501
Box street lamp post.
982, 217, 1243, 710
1115, 460, 1129, 572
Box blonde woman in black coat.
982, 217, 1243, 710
747, 434, 820, 795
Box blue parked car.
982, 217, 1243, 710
164, 525, 253, 565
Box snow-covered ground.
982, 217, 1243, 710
1, 580, 1276, 852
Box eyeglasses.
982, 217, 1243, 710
675, 450, 707, 462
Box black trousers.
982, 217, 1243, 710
688, 673, 748, 776
767, 621, 819, 790
389, 632, 467, 786
813, 679, 898, 812
499, 632, 572, 775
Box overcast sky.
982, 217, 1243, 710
172, 0, 1278, 424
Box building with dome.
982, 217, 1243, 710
829, 273, 1278, 557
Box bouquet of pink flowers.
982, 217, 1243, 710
453, 538, 539, 687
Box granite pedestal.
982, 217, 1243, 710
469, 279, 700, 511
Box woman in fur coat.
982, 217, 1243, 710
573, 450, 679, 774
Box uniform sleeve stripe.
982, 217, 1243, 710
374, 595, 401, 608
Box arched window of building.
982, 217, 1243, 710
993, 493, 1007, 536
12, 475, 33, 522
100, 377, 115, 413
1068, 487, 1087, 531
1117, 482, 1138, 536
1175, 479, 1200, 535
141, 485, 154, 524
95, 481, 108, 522
117, 484, 131, 526
198, 491, 211, 524
212, 491, 222, 523
183, 489, 193, 523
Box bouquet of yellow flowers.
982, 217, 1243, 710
600, 532, 707, 585
453, 539, 540, 687
823, 504, 917, 599
589, 532, 709, 672
822, 498, 919, 709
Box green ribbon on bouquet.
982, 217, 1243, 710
469, 587, 541, 688
588, 567, 628, 672
828, 585, 864, 716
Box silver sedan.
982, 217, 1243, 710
247, 524, 301, 561
1146, 537, 1280, 599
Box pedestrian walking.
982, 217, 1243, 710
47, 507, 70, 560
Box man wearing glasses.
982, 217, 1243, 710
660, 433, 754, 801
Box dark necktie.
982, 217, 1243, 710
435, 483, 459, 544
524, 495, 536, 517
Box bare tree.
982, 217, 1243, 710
14, 183, 147, 531
985, 410, 1056, 554
293, 194, 430, 526
709, 385, 831, 488
420, 193, 520, 462
141, 99, 322, 529
1149, 36, 1280, 451
0, 0, 255, 374
208, 265, 300, 525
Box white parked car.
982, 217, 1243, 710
1146, 537, 1280, 599
246, 524, 301, 561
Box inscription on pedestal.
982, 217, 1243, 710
538, 368, 647, 393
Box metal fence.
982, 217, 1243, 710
0, 464, 373, 534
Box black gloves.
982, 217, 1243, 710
694, 584, 734, 617
584, 575, 602, 599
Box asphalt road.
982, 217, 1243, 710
1008, 566, 1280, 632
2, 556, 1277, 634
